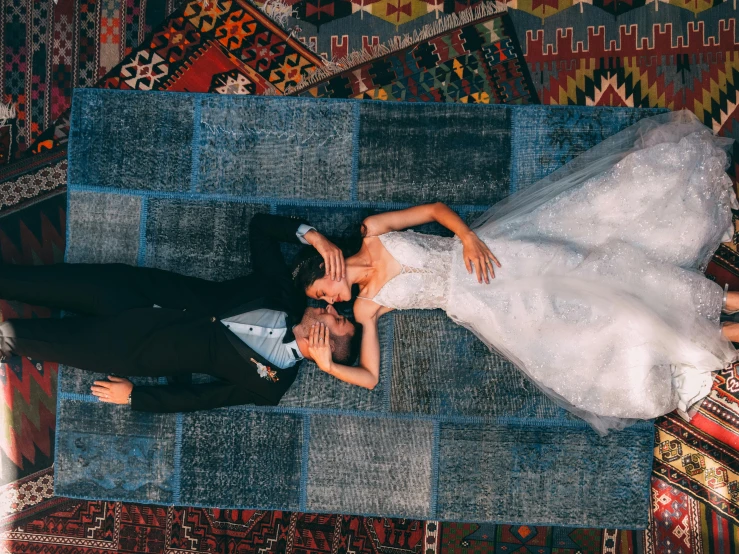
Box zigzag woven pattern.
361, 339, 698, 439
0, 193, 65, 484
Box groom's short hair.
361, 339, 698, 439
332, 321, 363, 366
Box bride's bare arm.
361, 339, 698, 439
362, 202, 472, 237
364, 203, 501, 282
306, 301, 383, 389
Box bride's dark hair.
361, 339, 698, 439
291, 223, 367, 298
292, 252, 328, 293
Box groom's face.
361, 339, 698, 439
301, 305, 355, 338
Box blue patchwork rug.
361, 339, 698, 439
56, 89, 663, 528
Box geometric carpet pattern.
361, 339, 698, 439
0, 499, 676, 553
1, 0, 188, 160
0, 193, 65, 486
249, 0, 731, 61
0, 0, 739, 550
510, 4, 739, 181
1, 494, 737, 553
294, 9, 538, 105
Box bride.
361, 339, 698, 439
295, 110, 739, 435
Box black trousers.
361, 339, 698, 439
0, 263, 245, 378
0, 262, 228, 316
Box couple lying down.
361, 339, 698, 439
1, 111, 736, 435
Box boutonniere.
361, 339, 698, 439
251, 358, 279, 382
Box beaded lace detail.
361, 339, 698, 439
360, 231, 456, 310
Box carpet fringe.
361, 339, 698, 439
261, 0, 294, 29
0, 103, 16, 126
286, 0, 506, 94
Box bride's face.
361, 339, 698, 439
306, 276, 352, 305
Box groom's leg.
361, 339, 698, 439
0, 309, 191, 376
0, 316, 137, 375
0, 263, 224, 316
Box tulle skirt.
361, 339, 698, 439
445, 110, 738, 435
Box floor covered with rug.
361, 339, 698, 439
56, 91, 658, 528
0, 0, 738, 551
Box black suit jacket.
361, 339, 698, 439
130, 213, 311, 413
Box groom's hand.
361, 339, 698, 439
91, 376, 134, 404
304, 230, 345, 281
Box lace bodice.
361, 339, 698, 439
364, 231, 457, 310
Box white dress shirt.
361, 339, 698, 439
220, 223, 314, 369
222, 309, 303, 369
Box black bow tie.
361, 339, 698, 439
282, 311, 298, 344
282, 325, 296, 344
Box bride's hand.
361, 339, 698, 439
461, 232, 500, 283
307, 323, 334, 373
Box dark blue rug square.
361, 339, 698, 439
68, 90, 194, 192
357, 102, 512, 204
197, 96, 355, 199
66, 191, 143, 265
390, 311, 567, 419
179, 409, 304, 509
306, 414, 435, 518
144, 199, 271, 280
436, 422, 653, 526
55, 400, 177, 504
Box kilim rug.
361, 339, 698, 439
2, 0, 739, 550
0, 502, 645, 553
55, 89, 661, 528
253, 0, 498, 60
4, 497, 739, 553
0, 193, 65, 486
0, 148, 66, 215
0, 0, 189, 162
292, 6, 537, 104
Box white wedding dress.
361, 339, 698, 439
367, 110, 738, 435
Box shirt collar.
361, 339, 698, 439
284, 337, 304, 361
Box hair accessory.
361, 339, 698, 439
292, 255, 323, 281
292, 260, 308, 281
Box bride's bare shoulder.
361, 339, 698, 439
357, 234, 384, 258
353, 297, 382, 322
361, 216, 380, 238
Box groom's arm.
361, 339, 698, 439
249, 214, 314, 283
130, 381, 276, 412
249, 214, 344, 283
92, 376, 277, 412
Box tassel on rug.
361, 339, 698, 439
260, 0, 295, 29
286, 0, 507, 94
0, 103, 16, 127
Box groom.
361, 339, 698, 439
0, 214, 359, 412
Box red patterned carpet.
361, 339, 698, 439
0, 0, 188, 162
1, 0, 739, 551
0, 193, 64, 487
0, 501, 638, 553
